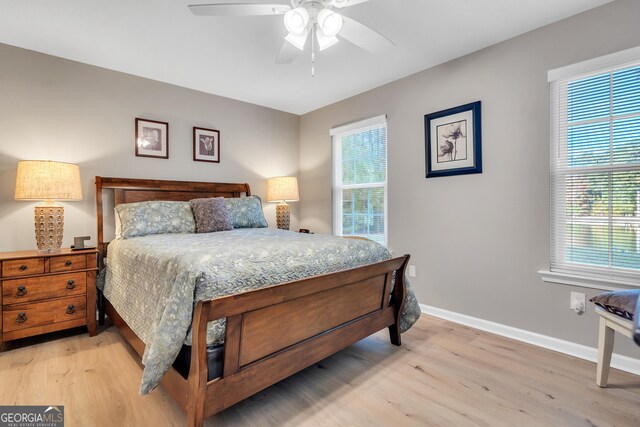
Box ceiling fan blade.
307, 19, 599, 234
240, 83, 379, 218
188, 3, 290, 16
332, 0, 372, 8
339, 16, 394, 54
275, 39, 303, 64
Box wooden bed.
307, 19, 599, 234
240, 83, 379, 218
95, 176, 409, 427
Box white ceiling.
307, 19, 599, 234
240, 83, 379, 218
0, 0, 612, 114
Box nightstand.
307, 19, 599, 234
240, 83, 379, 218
0, 248, 98, 349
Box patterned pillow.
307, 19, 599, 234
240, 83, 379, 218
189, 197, 234, 233
224, 196, 268, 228
590, 289, 639, 321
115, 201, 196, 239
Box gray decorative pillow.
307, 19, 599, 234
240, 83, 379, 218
189, 197, 234, 233
224, 196, 268, 228
590, 289, 639, 321
115, 201, 196, 239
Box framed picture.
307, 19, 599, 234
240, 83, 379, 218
135, 118, 169, 159
193, 127, 220, 163
424, 101, 482, 178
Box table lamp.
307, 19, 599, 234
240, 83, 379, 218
267, 176, 299, 230
15, 160, 83, 252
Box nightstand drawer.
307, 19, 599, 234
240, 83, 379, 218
50, 254, 87, 273
2, 272, 86, 305
2, 296, 86, 333
1, 258, 45, 278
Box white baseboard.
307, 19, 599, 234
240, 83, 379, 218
419, 303, 640, 377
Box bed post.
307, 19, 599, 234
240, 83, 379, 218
95, 176, 104, 268
95, 176, 106, 325
388, 254, 409, 346
187, 301, 209, 427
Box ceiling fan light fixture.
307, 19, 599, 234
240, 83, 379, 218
317, 9, 343, 38
284, 7, 310, 35
316, 29, 339, 51
285, 30, 309, 51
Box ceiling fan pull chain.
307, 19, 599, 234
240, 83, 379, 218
311, 25, 316, 77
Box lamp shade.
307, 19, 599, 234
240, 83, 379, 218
284, 7, 309, 36
316, 30, 339, 51
267, 176, 299, 202
317, 9, 343, 38
285, 31, 309, 51
15, 160, 83, 201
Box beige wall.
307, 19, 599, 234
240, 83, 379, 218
0, 43, 300, 251
300, 0, 640, 356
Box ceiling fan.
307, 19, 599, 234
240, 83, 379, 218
188, 0, 394, 75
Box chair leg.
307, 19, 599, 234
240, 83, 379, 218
596, 317, 615, 388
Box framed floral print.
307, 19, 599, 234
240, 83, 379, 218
135, 118, 169, 159
424, 101, 482, 178
193, 127, 220, 163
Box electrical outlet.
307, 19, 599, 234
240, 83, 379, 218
408, 265, 416, 277
570, 292, 586, 314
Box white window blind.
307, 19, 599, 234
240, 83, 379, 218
549, 49, 640, 282
331, 115, 388, 246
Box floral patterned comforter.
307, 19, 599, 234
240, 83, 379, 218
101, 228, 420, 394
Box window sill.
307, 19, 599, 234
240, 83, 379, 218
538, 270, 638, 291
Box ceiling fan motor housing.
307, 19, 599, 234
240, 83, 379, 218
290, 0, 335, 9
287, 0, 343, 32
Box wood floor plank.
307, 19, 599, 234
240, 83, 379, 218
0, 315, 638, 427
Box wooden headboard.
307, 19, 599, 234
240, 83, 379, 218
95, 176, 251, 265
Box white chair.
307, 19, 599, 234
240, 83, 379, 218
595, 306, 635, 387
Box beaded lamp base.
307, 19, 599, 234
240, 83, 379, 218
34, 203, 64, 253
275, 203, 291, 230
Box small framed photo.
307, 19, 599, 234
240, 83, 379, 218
424, 101, 482, 178
193, 127, 220, 163
135, 118, 169, 159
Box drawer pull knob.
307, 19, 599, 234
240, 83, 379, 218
16, 312, 27, 324
15, 286, 27, 297
19, 265, 28, 271
66, 304, 76, 315
66, 280, 76, 290
65, 260, 73, 266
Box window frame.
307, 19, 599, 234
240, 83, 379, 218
541, 46, 640, 290
331, 115, 388, 247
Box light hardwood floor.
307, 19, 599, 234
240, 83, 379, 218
0, 315, 639, 427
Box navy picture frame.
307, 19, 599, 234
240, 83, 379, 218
424, 101, 482, 178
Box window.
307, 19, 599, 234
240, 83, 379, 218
549, 47, 640, 283
331, 115, 387, 246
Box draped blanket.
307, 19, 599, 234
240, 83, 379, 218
101, 228, 420, 394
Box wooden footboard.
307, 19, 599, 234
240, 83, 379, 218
186, 255, 409, 426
